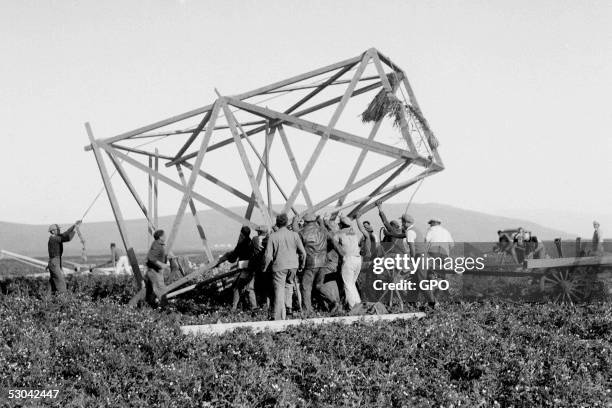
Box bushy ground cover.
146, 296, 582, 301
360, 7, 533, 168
1, 274, 611, 407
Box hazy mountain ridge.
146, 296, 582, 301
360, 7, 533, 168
0, 203, 574, 257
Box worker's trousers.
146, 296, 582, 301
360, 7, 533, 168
47, 257, 66, 294
340, 255, 362, 308
315, 267, 340, 307
232, 269, 257, 310
145, 268, 167, 306
114, 255, 131, 274
300, 266, 322, 313
272, 268, 297, 320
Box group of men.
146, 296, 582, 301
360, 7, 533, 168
496, 221, 605, 263
215, 202, 456, 319
217, 211, 369, 320
43, 204, 457, 313
496, 227, 547, 263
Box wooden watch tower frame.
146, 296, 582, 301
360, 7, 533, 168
84, 48, 444, 300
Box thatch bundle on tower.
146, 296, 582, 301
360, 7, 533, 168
361, 73, 439, 150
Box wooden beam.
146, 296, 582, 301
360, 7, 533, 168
90, 104, 215, 148
282, 51, 373, 213
223, 104, 298, 215
176, 164, 213, 263
154, 148, 159, 229
101, 143, 259, 228
233, 54, 363, 100
161, 261, 220, 297
525, 255, 612, 269
336, 118, 383, 208
357, 169, 439, 215
148, 155, 153, 247
165, 80, 384, 167
283, 62, 357, 115
304, 158, 405, 215
173, 109, 213, 162
85, 50, 365, 150
85, 123, 143, 289
278, 125, 313, 208
222, 100, 273, 226
226, 98, 424, 164
110, 144, 174, 161
165, 268, 242, 299
264, 123, 272, 215
166, 103, 220, 252
132, 119, 268, 139
349, 160, 411, 217
181, 162, 251, 202
246, 128, 275, 220
265, 74, 378, 94
106, 150, 156, 234
181, 312, 426, 336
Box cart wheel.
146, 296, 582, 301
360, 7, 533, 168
539, 268, 590, 304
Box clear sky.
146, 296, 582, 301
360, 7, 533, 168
1, 0, 610, 236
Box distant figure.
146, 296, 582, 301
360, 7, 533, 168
110, 243, 131, 274
496, 230, 515, 262
47, 220, 81, 294
263, 213, 306, 320
510, 227, 528, 263
145, 229, 169, 306
592, 221, 604, 255
525, 235, 546, 259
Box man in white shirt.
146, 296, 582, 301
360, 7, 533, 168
424, 218, 454, 257
110, 243, 131, 274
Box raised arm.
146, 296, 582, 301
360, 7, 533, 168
60, 220, 81, 242
375, 202, 405, 239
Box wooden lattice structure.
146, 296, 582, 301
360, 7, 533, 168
84, 48, 444, 299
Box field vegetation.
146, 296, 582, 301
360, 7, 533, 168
0, 263, 611, 407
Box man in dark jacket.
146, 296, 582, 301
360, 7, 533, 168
217, 226, 256, 311
297, 212, 328, 314
47, 220, 81, 294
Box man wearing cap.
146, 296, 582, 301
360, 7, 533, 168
332, 214, 368, 309
47, 220, 81, 294
297, 212, 328, 314
376, 201, 417, 258
263, 213, 306, 320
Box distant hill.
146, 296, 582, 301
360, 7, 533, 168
0, 203, 573, 257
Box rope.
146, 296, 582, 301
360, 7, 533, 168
403, 177, 425, 216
